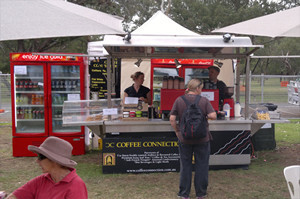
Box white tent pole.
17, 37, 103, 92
245, 55, 251, 119
235, 49, 240, 103
251, 55, 300, 59
112, 57, 116, 95
107, 56, 112, 109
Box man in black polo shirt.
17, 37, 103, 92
208, 65, 227, 109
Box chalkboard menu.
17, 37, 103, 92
89, 58, 121, 99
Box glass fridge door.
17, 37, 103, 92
50, 64, 81, 134
152, 67, 179, 109
14, 65, 46, 135
184, 67, 209, 86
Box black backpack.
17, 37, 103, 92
180, 95, 207, 140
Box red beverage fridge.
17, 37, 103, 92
10, 53, 86, 156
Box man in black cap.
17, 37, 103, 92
208, 64, 227, 109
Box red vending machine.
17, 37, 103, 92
10, 53, 86, 156
150, 59, 219, 118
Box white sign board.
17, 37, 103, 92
124, 97, 139, 104
14, 65, 27, 75
103, 108, 118, 115
67, 94, 80, 101
201, 92, 214, 101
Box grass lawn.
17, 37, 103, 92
0, 120, 299, 199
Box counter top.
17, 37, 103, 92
103, 118, 254, 133
63, 117, 289, 127
63, 117, 290, 136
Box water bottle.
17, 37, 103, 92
234, 102, 241, 117
223, 103, 230, 118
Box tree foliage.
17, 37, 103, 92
0, 0, 299, 74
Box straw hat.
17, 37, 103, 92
28, 136, 77, 168
208, 60, 223, 73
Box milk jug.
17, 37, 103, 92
223, 103, 230, 118
234, 102, 241, 117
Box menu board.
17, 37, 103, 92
89, 58, 121, 99
102, 136, 180, 174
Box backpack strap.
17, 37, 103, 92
194, 95, 201, 107
180, 95, 190, 106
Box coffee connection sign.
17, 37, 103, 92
102, 137, 180, 174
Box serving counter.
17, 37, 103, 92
62, 99, 289, 173
65, 117, 288, 174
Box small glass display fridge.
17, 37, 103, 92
10, 53, 86, 156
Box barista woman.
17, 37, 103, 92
208, 64, 227, 109
124, 71, 151, 104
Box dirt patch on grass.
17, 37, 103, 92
274, 143, 300, 166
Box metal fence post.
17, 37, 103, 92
261, 73, 264, 103
249, 70, 252, 104
0, 74, 2, 109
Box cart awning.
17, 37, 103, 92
103, 11, 263, 59
103, 34, 263, 59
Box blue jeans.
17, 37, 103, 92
178, 141, 210, 198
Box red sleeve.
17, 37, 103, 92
13, 175, 43, 199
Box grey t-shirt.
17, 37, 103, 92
170, 94, 215, 144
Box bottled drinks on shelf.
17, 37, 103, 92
33, 81, 38, 90
52, 81, 55, 89
60, 80, 64, 89
16, 79, 42, 91
28, 108, 32, 119
72, 80, 76, 89
28, 81, 33, 89
16, 94, 20, 105
31, 94, 36, 105
55, 80, 60, 90
24, 81, 29, 89
19, 80, 24, 90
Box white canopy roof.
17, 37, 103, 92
213, 6, 300, 38
103, 11, 263, 59
131, 11, 199, 36
0, 0, 125, 41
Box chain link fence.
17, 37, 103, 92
0, 74, 12, 123
0, 74, 11, 110
239, 74, 300, 104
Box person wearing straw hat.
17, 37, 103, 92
6, 136, 88, 199
208, 61, 227, 109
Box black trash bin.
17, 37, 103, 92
251, 103, 277, 151
251, 123, 276, 151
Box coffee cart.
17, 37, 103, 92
63, 11, 289, 173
